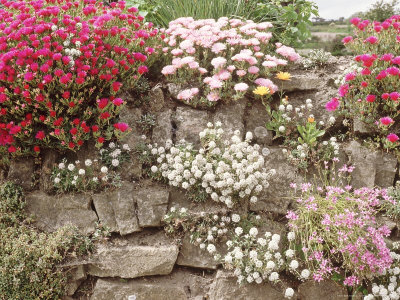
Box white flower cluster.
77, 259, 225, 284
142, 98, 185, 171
224, 229, 284, 285
364, 246, 400, 300
100, 142, 131, 169
149, 122, 275, 207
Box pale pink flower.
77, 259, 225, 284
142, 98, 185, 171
188, 61, 199, 69
217, 70, 231, 80
198, 68, 208, 74
186, 47, 196, 54
179, 39, 193, 50
276, 45, 300, 62
234, 83, 249, 92
211, 42, 226, 54
171, 48, 184, 56
208, 78, 223, 89
203, 77, 212, 84
227, 65, 236, 72
255, 52, 264, 58
211, 57, 227, 69
248, 66, 259, 74
177, 88, 196, 100
162, 47, 169, 53
246, 56, 258, 65
262, 61, 278, 68
254, 78, 278, 93
236, 70, 247, 77
161, 65, 176, 75
207, 92, 220, 102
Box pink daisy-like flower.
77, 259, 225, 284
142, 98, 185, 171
380, 117, 394, 126
387, 133, 399, 143
234, 83, 249, 92
211, 42, 226, 54
248, 66, 259, 74
161, 65, 176, 75
207, 92, 220, 102
211, 57, 227, 69
236, 70, 246, 77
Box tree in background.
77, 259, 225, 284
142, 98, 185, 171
350, 0, 399, 22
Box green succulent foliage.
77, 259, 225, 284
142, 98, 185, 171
297, 122, 325, 146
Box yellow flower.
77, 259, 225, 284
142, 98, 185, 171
276, 72, 291, 81
253, 86, 270, 96
308, 117, 315, 123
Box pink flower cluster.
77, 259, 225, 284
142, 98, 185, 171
327, 15, 400, 149
160, 17, 299, 105
288, 182, 393, 285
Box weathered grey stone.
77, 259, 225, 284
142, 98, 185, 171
25, 191, 97, 235
277, 73, 320, 92
245, 100, 270, 134
298, 280, 347, 300
353, 117, 374, 134
119, 107, 142, 128
344, 140, 376, 189
91, 278, 187, 300
92, 182, 140, 235
250, 147, 301, 215
167, 83, 181, 100
40, 149, 58, 193
175, 106, 209, 146
135, 185, 169, 227
65, 265, 86, 296
343, 140, 397, 189
375, 151, 397, 188
177, 233, 218, 269
254, 126, 273, 145
152, 109, 173, 146
120, 132, 143, 180
76, 141, 99, 165
7, 159, 35, 191
148, 86, 165, 112
87, 243, 179, 278
213, 101, 246, 140
208, 270, 288, 300
169, 189, 228, 215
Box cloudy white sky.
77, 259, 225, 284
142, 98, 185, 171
313, 0, 378, 20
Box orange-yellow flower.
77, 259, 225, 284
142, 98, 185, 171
308, 117, 315, 123
253, 86, 270, 96
276, 72, 291, 81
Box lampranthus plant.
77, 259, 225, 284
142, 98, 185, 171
160, 17, 300, 108
327, 15, 400, 152
145, 122, 275, 208
286, 166, 393, 286
0, 0, 160, 159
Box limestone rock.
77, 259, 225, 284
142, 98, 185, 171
167, 83, 181, 100
175, 106, 209, 146
254, 126, 273, 146
148, 86, 165, 112
39, 149, 58, 193
152, 109, 173, 146
119, 107, 142, 129
298, 280, 348, 300
169, 189, 228, 215
208, 270, 288, 300
344, 140, 397, 189
91, 278, 187, 300
213, 101, 246, 140
375, 151, 397, 188
344, 140, 376, 189
65, 265, 86, 296
92, 182, 140, 235
177, 233, 218, 269
277, 73, 320, 92
134, 185, 169, 227
87, 243, 179, 278
25, 191, 97, 235
7, 158, 35, 191
250, 147, 301, 215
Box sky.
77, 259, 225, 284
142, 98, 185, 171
313, 0, 378, 20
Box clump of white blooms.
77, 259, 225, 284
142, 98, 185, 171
146, 123, 275, 207
51, 143, 129, 193
99, 143, 131, 170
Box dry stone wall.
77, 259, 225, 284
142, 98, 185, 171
3, 56, 399, 300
